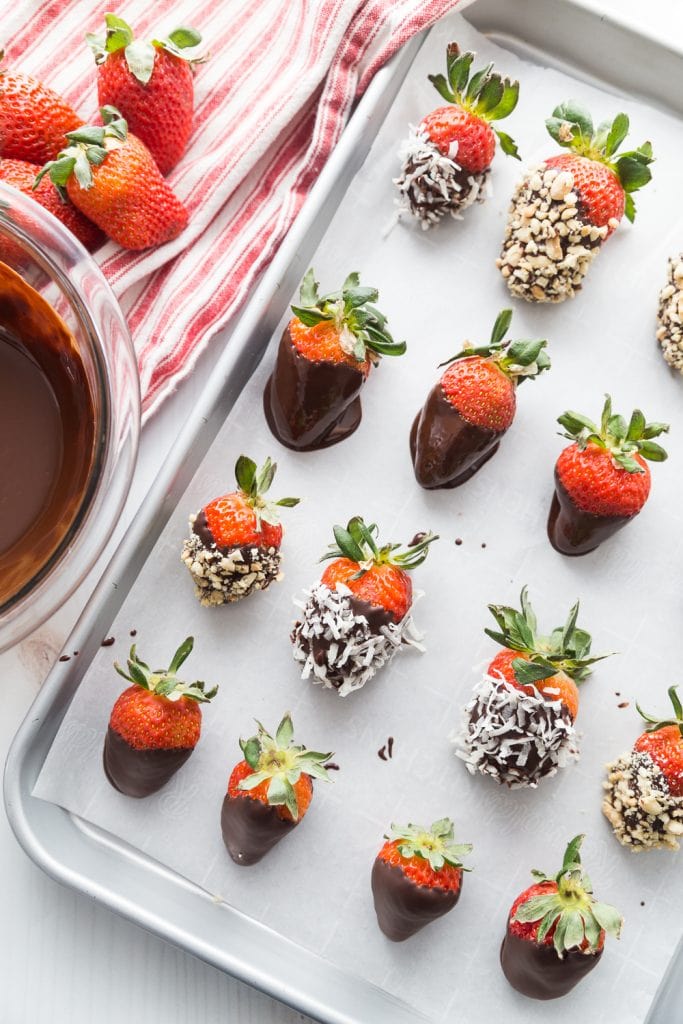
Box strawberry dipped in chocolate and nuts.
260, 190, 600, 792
263, 269, 405, 451
500, 835, 622, 1000
394, 42, 519, 229
603, 686, 683, 851
411, 309, 549, 488
221, 713, 333, 865
103, 637, 217, 797
497, 102, 653, 302
292, 517, 437, 696
181, 454, 299, 606
371, 819, 472, 941
548, 395, 669, 556
452, 587, 608, 787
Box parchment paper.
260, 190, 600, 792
34, 14, 683, 1023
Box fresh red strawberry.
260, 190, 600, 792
411, 310, 549, 488
395, 42, 519, 228
544, 153, 624, 230
221, 713, 333, 865
501, 835, 622, 999
634, 686, 683, 797
34, 106, 188, 250
0, 52, 82, 163
87, 16, 205, 175
182, 454, 299, 606
549, 395, 669, 555
371, 819, 472, 941
103, 636, 217, 797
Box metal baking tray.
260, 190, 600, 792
5, 2, 683, 1022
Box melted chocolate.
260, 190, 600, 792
371, 858, 460, 941
263, 324, 366, 451
500, 930, 602, 1000
547, 471, 633, 556
410, 384, 501, 489
192, 508, 216, 549
294, 593, 396, 683
221, 793, 296, 865
102, 726, 193, 798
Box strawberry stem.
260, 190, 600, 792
439, 309, 550, 385
113, 636, 218, 702
320, 516, 438, 574
558, 394, 669, 474
636, 685, 683, 737
233, 454, 299, 528
388, 819, 473, 872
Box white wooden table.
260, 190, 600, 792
2, 2, 680, 1019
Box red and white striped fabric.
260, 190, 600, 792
3, 0, 467, 420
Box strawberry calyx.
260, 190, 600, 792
545, 101, 654, 222
558, 394, 669, 475
233, 454, 299, 529
87, 14, 206, 86
114, 636, 217, 703
237, 713, 333, 821
291, 268, 406, 365
428, 41, 520, 159
513, 835, 622, 957
438, 308, 549, 385
320, 516, 438, 578
33, 105, 127, 196
486, 585, 607, 687
387, 818, 472, 873
636, 685, 683, 738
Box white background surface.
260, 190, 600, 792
2, 2, 683, 1022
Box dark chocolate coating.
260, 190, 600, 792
292, 593, 397, 684
547, 470, 633, 556
103, 726, 193, 798
263, 324, 366, 451
500, 930, 602, 1000
410, 384, 501, 489
221, 793, 297, 865
371, 857, 460, 941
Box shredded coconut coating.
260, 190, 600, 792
393, 126, 489, 230
291, 582, 424, 697
656, 254, 683, 372
181, 515, 282, 606
451, 673, 579, 788
496, 164, 609, 303
602, 750, 683, 851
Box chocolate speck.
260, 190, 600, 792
618, 701, 630, 709
615, 691, 621, 696
481, 542, 487, 549
73, 651, 79, 656
387, 736, 394, 758
378, 746, 387, 761
58, 654, 70, 662
455, 538, 463, 546
130, 629, 137, 637
326, 762, 340, 772
101, 636, 115, 648
410, 532, 427, 546
640, 901, 645, 907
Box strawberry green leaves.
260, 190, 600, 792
558, 394, 669, 474
320, 516, 438, 575
233, 454, 299, 527
113, 636, 218, 703
636, 685, 683, 737
440, 308, 550, 384
87, 14, 206, 84
388, 819, 473, 873
34, 106, 128, 195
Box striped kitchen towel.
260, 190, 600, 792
2, 0, 468, 420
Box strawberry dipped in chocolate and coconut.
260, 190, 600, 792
498, 101, 653, 302
263, 269, 405, 451
292, 517, 437, 696
103, 637, 217, 797
221, 713, 333, 866
411, 309, 549, 488
500, 835, 622, 1000
181, 454, 299, 606
394, 42, 519, 229
548, 395, 669, 556
603, 686, 683, 851
371, 819, 472, 941
453, 587, 608, 787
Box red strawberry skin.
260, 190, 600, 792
289, 316, 371, 375
634, 726, 683, 796
441, 356, 516, 432
508, 882, 605, 951
488, 649, 579, 721
0, 70, 82, 163
556, 442, 650, 518
321, 557, 412, 623
228, 759, 313, 822
97, 49, 194, 175
203, 491, 282, 550
109, 685, 201, 750
0, 157, 103, 250
421, 106, 495, 173
544, 153, 625, 234
377, 839, 463, 893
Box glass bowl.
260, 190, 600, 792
0, 182, 140, 651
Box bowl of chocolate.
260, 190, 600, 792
0, 183, 139, 649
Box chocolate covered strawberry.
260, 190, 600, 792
372, 819, 472, 941
34, 105, 188, 250
501, 835, 622, 1000
221, 713, 333, 865
411, 309, 549, 488
0, 52, 82, 162
394, 42, 519, 228
498, 102, 653, 302
453, 587, 608, 787
603, 686, 683, 851
87, 15, 205, 175
181, 454, 299, 606
548, 395, 669, 556
263, 268, 406, 451
103, 636, 217, 798
292, 516, 437, 695
656, 254, 683, 373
